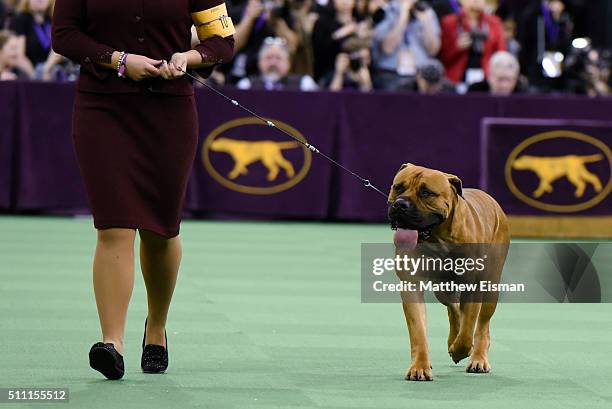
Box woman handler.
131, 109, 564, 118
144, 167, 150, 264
52, 0, 234, 380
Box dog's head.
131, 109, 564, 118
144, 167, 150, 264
388, 163, 463, 242
210, 137, 232, 152
511, 155, 535, 170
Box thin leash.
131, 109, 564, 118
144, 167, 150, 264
176, 67, 388, 199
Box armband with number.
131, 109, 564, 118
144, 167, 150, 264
191, 3, 235, 40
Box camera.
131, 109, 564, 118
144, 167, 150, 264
470, 30, 488, 54
413, 1, 431, 12
350, 54, 363, 71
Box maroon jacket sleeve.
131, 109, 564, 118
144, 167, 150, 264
51, 0, 115, 79
190, 0, 235, 76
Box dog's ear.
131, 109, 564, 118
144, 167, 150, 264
445, 173, 463, 197
398, 163, 414, 172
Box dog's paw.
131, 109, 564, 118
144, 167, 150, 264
405, 362, 433, 381
448, 338, 473, 364
466, 355, 491, 373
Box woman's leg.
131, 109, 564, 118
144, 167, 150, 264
139, 230, 182, 347
93, 228, 136, 354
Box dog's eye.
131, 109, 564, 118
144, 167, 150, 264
393, 184, 405, 194
420, 187, 437, 198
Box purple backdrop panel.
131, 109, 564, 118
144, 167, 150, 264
188, 88, 336, 218
15, 83, 89, 211
334, 93, 498, 221
481, 118, 612, 216
0, 82, 18, 209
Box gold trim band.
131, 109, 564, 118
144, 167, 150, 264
191, 3, 235, 39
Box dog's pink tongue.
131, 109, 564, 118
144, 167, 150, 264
393, 228, 418, 250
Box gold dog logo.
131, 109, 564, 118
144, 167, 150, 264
505, 131, 612, 212
210, 138, 300, 181
202, 117, 311, 195
512, 154, 603, 198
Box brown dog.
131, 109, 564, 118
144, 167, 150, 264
387, 163, 509, 381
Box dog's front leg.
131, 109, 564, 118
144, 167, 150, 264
401, 291, 432, 381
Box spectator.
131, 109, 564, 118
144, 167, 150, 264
371, 0, 440, 91
356, 0, 387, 24
10, 0, 54, 79
439, 0, 506, 84
0, 29, 28, 80
0, 0, 19, 29
283, 0, 319, 76
518, 0, 573, 91
582, 49, 611, 97
468, 50, 525, 95
430, 0, 461, 19
40, 49, 79, 81
564, 46, 612, 97
237, 37, 318, 90
414, 59, 456, 93
312, 0, 372, 81
500, 16, 520, 57
326, 49, 373, 91
0, 2, 6, 29
230, 0, 306, 81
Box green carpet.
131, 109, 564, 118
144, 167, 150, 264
0, 216, 611, 409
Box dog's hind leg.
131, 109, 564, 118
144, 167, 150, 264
567, 173, 587, 197
433, 291, 460, 350
581, 170, 603, 193
466, 301, 497, 373
262, 158, 280, 181
276, 156, 295, 178
446, 303, 460, 351
448, 300, 479, 364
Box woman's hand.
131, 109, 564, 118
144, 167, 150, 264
334, 53, 350, 75
244, 0, 265, 22
124, 54, 162, 81
332, 22, 358, 41
159, 52, 188, 79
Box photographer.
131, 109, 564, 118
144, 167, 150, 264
371, 0, 440, 91
518, 0, 573, 92
311, 0, 372, 81
231, 0, 306, 81
326, 49, 373, 91
439, 0, 506, 84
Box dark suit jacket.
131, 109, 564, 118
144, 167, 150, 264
52, 0, 234, 95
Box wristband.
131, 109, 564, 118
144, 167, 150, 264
117, 52, 128, 78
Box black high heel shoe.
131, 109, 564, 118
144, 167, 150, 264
141, 318, 168, 373
89, 342, 125, 380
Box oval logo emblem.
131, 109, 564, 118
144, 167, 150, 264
505, 130, 612, 212
202, 117, 312, 195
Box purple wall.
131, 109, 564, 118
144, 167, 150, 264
0, 81, 610, 220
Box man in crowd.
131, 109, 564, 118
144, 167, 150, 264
237, 36, 318, 91
468, 50, 524, 95
414, 59, 456, 93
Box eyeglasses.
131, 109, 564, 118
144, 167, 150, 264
263, 37, 287, 48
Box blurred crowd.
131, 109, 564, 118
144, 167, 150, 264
1, 0, 612, 97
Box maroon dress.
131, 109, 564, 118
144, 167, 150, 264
52, 0, 234, 237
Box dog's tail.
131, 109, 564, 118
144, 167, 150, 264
581, 154, 604, 163
276, 141, 300, 150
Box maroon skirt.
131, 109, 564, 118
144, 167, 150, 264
72, 91, 198, 238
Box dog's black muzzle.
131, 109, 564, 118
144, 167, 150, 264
388, 198, 443, 240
